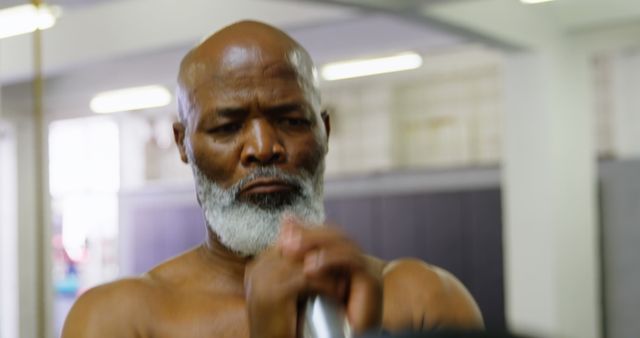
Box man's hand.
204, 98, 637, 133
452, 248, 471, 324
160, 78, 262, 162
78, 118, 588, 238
244, 216, 383, 338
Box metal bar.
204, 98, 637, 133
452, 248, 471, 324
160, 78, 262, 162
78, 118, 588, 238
31, 0, 51, 337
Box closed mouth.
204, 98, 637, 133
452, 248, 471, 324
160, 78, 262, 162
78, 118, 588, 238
239, 178, 295, 195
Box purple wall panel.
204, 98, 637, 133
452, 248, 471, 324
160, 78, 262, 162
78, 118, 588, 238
462, 190, 506, 329
413, 192, 466, 280
325, 197, 379, 254
375, 194, 423, 260
128, 203, 205, 274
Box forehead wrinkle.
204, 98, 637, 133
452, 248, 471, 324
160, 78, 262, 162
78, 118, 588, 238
204, 84, 305, 111
186, 69, 318, 123
193, 61, 305, 96
186, 42, 313, 86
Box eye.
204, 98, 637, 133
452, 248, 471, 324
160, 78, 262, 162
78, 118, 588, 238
281, 118, 310, 128
210, 122, 242, 134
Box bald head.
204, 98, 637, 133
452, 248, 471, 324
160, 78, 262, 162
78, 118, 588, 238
177, 20, 320, 126
172, 21, 331, 253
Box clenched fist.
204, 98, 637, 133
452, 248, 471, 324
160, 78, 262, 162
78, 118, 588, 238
244, 216, 383, 338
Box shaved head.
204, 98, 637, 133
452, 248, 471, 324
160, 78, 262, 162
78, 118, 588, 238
177, 20, 321, 129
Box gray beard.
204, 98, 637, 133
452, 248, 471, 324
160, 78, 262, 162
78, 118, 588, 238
189, 161, 325, 257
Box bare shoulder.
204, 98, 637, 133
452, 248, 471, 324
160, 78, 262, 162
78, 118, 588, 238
380, 258, 484, 332
62, 249, 200, 338
61, 276, 159, 338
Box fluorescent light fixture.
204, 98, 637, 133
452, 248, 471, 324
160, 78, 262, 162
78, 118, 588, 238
321, 52, 423, 81
520, 0, 554, 4
0, 4, 60, 40
90, 85, 172, 114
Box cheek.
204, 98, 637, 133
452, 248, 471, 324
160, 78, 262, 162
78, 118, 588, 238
285, 132, 326, 174
191, 133, 242, 183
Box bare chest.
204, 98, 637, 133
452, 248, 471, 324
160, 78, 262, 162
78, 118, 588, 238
143, 291, 249, 338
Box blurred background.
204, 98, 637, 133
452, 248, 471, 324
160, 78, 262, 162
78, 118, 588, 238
0, 0, 639, 337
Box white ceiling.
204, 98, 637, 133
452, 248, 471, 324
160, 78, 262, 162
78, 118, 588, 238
310, 0, 640, 48
2, 13, 465, 120
327, 0, 640, 32
0, 0, 467, 119
0, 0, 359, 83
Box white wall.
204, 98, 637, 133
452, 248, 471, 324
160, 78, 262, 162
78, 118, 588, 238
502, 49, 600, 338
610, 48, 640, 159
0, 121, 19, 338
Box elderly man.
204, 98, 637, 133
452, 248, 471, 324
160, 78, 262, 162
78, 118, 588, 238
62, 21, 483, 338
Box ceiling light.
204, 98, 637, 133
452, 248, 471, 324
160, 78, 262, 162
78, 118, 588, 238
90, 85, 172, 114
0, 4, 60, 40
321, 52, 423, 81
520, 0, 554, 4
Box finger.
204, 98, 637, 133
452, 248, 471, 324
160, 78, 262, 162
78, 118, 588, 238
245, 252, 307, 301
278, 222, 352, 259
302, 272, 349, 303
246, 248, 347, 302
303, 245, 367, 277
346, 272, 383, 333
244, 251, 304, 338
277, 219, 304, 255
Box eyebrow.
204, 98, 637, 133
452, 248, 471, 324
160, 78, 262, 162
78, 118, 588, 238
212, 103, 308, 119
263, 103, 306, 116
214, 107, 248, 118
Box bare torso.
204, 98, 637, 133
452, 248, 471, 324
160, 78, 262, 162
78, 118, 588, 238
123, 246, 385, 338
62, 242, 482, 338
126, 247, 251, 338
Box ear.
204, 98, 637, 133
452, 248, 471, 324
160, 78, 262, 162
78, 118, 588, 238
320, 109, 331, 139
173, 121, 189, 163
320, 110, 331, 154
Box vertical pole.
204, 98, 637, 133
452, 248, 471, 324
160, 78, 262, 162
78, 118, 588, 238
31, 1, 51, 337
502, 47, 601, 338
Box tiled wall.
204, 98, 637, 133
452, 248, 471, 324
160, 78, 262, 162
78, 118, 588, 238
321, 46, 504, 176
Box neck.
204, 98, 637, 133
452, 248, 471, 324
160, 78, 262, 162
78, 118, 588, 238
198, 228, 252, 283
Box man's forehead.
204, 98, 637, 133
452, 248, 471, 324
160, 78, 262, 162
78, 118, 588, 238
194, 77, 308, 111
188, 60, 304, 97
183, 49, 316, 111
217, 44, 303, 71
177, 21, 321, 122
185, 45, 310, 87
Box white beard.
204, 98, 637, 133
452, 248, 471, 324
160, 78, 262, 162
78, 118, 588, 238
189, 161, 325, 257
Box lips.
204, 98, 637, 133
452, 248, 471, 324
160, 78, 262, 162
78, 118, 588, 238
239, 178, 295, 195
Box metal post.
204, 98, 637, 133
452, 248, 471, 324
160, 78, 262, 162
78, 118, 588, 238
31, 0, 51, 337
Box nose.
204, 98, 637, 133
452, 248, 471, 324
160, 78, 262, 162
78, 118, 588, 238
240, 118, 286, 167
